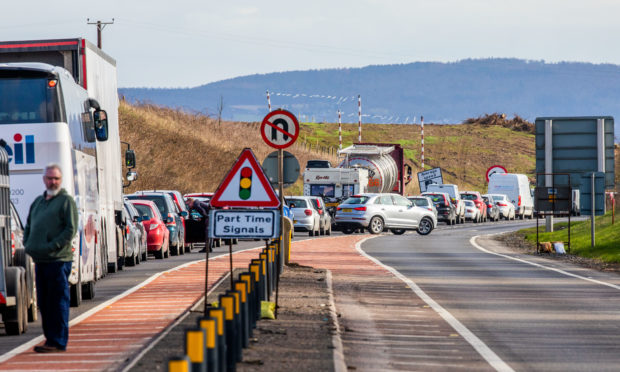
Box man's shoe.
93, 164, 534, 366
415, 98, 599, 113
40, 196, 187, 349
34, 345, 65, 353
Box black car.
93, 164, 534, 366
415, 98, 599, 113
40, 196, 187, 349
422, 192, 457, 225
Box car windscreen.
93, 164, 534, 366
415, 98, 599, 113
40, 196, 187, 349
128, 195, 169, 216
343, 196, 371, 205
424, 194, 445, 203
310, 184, 335, 197
410, 198, 429, 206
461, 194, 477, 200
286, 199, 308, 208
133, 204, 156, 219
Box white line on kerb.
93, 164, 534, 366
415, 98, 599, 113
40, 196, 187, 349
470, 235, 620, 291
355, 237, 514, 372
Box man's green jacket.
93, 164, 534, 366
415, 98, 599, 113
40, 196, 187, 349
24, 188, 78, 263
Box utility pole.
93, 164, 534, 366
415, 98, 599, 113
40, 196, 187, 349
87, 18, 114, 49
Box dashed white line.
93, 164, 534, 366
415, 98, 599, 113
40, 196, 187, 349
356, 237, 515, 372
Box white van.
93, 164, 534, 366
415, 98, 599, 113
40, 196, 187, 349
487, 174, 534, 219
426, 184, 466, 223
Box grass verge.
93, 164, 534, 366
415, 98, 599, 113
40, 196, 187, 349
517, 212, 620, 263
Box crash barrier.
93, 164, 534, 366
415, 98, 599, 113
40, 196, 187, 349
168, 233, 290, 372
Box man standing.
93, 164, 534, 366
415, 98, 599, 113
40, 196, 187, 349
24, 164, 78, 353
187, 198, 212, 253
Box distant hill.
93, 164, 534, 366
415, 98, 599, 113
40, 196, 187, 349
119, 58, 620, 140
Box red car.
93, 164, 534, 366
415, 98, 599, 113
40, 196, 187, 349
130, 200, 170, 259
460, 191, 488, 222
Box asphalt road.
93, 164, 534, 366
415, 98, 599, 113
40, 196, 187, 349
361, 219, 620, 371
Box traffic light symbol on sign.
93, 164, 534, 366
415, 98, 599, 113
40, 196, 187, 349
239, 167, 252, 200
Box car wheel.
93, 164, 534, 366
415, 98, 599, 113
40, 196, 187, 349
368, 216, 384, 234
319, 225, 325, 236
391, 229, 406, 235
342, 227, 354, 234
416, 217, 433, 236
155, 247, 164, 259
326, 225, 332, 235
309, 226, 314, 236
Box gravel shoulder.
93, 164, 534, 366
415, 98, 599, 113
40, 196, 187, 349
128, 264, 335, 372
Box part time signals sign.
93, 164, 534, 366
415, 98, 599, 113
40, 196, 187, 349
209, 209, 280, 239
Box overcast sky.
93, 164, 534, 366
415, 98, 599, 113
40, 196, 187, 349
2, 1, 620, 88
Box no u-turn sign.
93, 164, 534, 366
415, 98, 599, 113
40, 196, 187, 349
261, 109, 299, 149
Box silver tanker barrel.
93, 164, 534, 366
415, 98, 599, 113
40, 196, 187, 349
338, 144, 399, 193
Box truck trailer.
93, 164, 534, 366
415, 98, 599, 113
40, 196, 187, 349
0, 38, 132, 306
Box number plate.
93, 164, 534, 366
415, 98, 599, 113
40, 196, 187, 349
343, 208, 353, 213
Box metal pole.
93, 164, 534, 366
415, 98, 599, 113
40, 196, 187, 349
358, 95, 362, 143
229, 240, 234, 289
421, 115, 425, 170
266, 90, 271, 112
591, 173, 595, 248
338, 110, 342, 150
545, 120, 554, 232
203, 235, 210, 314
275, 148, 284, 318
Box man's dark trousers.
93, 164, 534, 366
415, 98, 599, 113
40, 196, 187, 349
35, 261, 72, 349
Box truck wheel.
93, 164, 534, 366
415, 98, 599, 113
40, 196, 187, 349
13, 249, 37, 322
368, 217, 384, 234
5, 267, 25, 335
82, 281, 96, 300
70, 281, 82, 308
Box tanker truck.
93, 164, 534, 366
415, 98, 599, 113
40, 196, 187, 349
303, 143, 412, 222
338, 143, 412, 195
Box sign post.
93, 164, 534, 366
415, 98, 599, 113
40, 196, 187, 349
260, 109, 299, 318
417, 167, 443, 193
210, 148, 281, 291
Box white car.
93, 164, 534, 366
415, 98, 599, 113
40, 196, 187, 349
335, 193, 437, 235
463, 200, 481, 223
486, 194, 516, 220
285, 196, 321, 236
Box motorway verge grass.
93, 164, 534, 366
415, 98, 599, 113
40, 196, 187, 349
516, 212, 620, 263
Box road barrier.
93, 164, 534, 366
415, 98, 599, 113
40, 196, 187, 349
168, 233, 290, 371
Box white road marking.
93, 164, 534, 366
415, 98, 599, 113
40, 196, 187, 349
470, 235, 620, 291
356, 237, 515, 372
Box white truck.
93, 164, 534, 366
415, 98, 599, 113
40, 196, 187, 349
0, 38, 134, 306
488, 173, 534, 219
303, 167, 369, 219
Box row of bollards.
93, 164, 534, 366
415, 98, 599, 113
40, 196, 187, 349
168, 238, 285, 372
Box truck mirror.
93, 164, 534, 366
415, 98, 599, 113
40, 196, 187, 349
125, 149, 136, 168
126, 170, 137, 182
94, 110, 109, 141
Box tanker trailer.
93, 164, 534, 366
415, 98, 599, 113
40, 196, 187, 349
338, 143, 412, 195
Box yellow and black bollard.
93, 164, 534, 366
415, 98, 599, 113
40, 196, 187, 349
198, 317, 218, 372
239, 272, 256, 333
208, 308, 227, 372
184, 328, 206, 372
234, 281, 250, 347
226, 289, 243, 363
220, 294, 237, 372
168, 356, 191, 372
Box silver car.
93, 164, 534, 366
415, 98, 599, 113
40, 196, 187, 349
407, 196, 438, 219
486, 194, 516, 220
335, 193, 437, 235
285, 196, 321, 236
308, 196, 332, 235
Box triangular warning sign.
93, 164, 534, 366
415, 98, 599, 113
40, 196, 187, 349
210, 148, 281, 208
